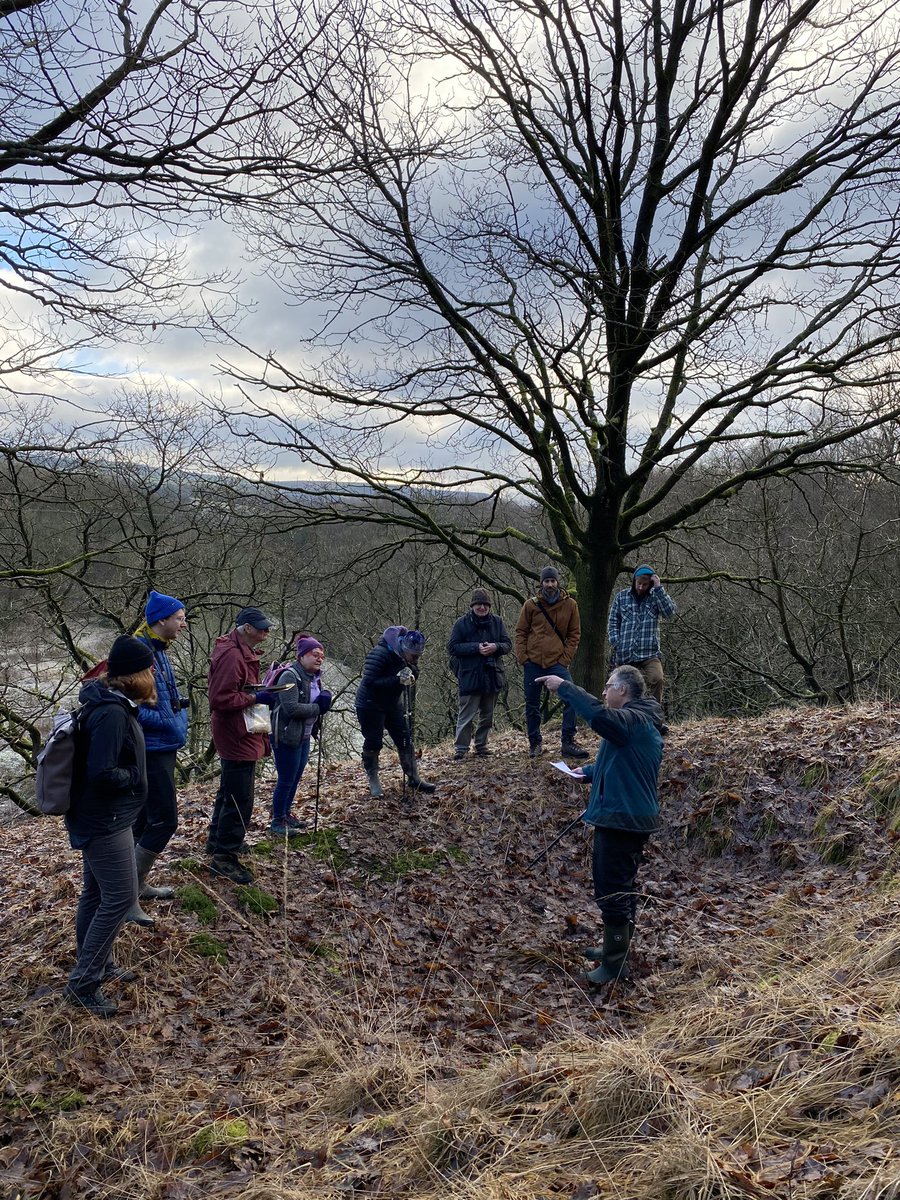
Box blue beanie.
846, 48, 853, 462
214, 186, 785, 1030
145, 590, 185, 625
633, 565, 654, 578
400, 630, 426, 656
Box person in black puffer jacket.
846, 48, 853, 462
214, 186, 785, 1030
447, 588, 512, 759
355, 626, 435, 798
64, 636, 154, 1017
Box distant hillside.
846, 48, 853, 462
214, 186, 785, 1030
2, 704, 899, 1198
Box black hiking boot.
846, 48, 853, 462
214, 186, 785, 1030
209, 854, 253, 885
64, 985, 118, 1017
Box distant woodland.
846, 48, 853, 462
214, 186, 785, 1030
2, 397, 898, 810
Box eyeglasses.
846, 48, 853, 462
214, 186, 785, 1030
472, 602, 491, 609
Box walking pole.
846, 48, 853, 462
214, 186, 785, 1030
526, 811, 587, 870
313, 712, 325, 834
400, 678, 411, 804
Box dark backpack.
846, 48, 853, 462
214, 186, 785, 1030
35, 708, 82, 815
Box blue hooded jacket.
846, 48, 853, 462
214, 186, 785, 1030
558, 682, 665, 833
135, 633, 189, 753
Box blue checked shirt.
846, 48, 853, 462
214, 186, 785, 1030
607, 585, 677, 664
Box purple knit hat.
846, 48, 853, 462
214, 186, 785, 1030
296, 635, 324, 658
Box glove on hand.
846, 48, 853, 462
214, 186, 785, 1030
253, 689, 276, 706
316, 690, 333, 714
397, 667, 415, 685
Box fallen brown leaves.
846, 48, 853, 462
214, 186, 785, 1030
1, 703, 899, 1198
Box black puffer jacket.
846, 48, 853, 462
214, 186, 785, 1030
447, 611, 512, 695
355, 638, 419, 712
65, 680, 148, 849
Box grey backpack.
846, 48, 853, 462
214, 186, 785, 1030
35, 708, 81, 815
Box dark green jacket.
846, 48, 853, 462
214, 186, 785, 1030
558, 682, 665, 833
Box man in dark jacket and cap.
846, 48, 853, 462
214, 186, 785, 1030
538, 665, 665, 986
205, 606, 272, 884
447, 588, 512, 759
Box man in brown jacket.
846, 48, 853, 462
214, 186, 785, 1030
515, 566, 589, 759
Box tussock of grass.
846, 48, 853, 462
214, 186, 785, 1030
187, 932, 227, 962
177, 883, 218, 925
234, 884, 279, 915
864, 746, 900, 827
189, 1118, 250, 1155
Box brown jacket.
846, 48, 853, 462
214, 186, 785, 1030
514, 590, 581, 668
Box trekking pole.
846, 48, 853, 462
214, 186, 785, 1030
314, 712, 325, 834
401, 680, 412, 804
525, 811, 587, 869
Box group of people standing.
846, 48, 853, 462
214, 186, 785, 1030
61, 564, 676, 1015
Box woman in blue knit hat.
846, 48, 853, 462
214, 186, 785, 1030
124, 589, 190, 925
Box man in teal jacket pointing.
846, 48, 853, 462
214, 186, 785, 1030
538, 665, 666, 985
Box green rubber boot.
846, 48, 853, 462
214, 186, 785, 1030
399, 748, 436, 794
135, 845, 175, 900
362, 752, 383, 798
584, 922, 632, 985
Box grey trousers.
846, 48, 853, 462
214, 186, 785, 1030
454, 691, 498, 752
69, 827, 138, 992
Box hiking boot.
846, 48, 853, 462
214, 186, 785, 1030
209, 854, 253, 885
269, 820, 290, 836
64, 986, 118, 1017
206, 839, 251, 855
529, 740, 544, 759
474, 746, 492, 757
561, 739, 590, 759
452, 748, 468, 761
284, 814, 307, 830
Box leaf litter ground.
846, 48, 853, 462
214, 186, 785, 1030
2, 703, 900, 1198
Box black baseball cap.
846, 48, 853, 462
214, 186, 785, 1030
235, 606, 272, 630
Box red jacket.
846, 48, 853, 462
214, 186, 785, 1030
208, 630, 269, 761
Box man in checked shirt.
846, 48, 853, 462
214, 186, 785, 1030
607, 566, 677, 704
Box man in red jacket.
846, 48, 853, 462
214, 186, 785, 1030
206, 606, 272, 883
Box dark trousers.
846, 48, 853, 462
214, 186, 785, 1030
523, 660, 576, 746
207, 759, 257, 856
132, 750, 179, 854
591, 826, 650, 924
69, 827, 138, 991
356, 705, 411, 757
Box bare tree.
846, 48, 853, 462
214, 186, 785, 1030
224, 0, 900, 690
0, 0, 324, 386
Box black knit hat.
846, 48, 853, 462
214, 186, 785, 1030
471, 588, 491, 606
540, 565, 560, 582
108, 635, 154, 677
